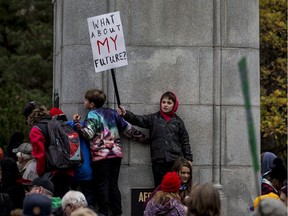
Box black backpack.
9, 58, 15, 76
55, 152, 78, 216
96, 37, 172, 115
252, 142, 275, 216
36, 116, 83, 170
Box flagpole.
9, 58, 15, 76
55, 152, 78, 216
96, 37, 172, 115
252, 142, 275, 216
238, 57, 261, 197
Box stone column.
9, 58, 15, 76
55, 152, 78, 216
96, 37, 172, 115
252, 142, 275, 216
53, 0, 260, 215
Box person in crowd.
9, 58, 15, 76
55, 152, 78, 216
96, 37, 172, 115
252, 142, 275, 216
261, 152, 277, 177
62, 190, 90, 216
144, 157, 193, 210
279, 184, 287, 206
253, 192, 281, 210
23, 193, 52, 216
252, 198, 287, 216
13, 142, 38, 184
0, 147, 3, 160
0, 157, 25, 209
50, 107, 95, 206
0, 193, 14, 216
4, 131, 24, 161
118, 91, 193, 187
71, 207, 98, 216
143, 171, 186, 216
73, 88, 147, 216
261, 158, 287, 195
171, 157, 193, 203
185, 183, 221, 216
28, 177, 61, 209
23, 101, 74, 198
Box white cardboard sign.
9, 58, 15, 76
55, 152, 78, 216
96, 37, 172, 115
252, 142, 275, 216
87, 11, 128, 73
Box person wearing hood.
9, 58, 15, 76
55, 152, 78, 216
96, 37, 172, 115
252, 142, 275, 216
143, 171, 186, 216
261, 152, 277, 176
118, 91, 193, 187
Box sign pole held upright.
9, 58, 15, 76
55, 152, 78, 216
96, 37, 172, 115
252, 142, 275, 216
111, 68, 121, 107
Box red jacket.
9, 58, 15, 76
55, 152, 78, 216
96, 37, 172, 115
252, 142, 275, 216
29, 126, 74, 177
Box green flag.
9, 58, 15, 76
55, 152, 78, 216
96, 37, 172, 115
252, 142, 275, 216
238, 57, 260, 172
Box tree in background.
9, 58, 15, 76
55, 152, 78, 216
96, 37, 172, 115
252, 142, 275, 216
260, 0, 287, 163
0, 0, 53, 147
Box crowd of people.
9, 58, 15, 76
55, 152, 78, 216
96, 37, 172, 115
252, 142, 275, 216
0, 88, 287, 216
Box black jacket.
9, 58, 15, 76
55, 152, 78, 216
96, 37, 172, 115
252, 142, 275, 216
124, 111, 193, 163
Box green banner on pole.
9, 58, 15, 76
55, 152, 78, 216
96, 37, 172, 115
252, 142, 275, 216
238, 57, 260, 172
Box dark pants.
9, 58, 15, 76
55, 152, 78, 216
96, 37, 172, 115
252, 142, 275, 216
152, 161, 174, 188
92, 158, 122, 216
71, 180, 96, 206
51, 172, 72, 198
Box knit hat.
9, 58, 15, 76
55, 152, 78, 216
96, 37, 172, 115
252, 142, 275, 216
23, 194, 52, 216
160, 171, 181, 192
12, 142, 33, 155
49, 107, 68, 121
31, 177, 54, 195
23, 101, 37, 120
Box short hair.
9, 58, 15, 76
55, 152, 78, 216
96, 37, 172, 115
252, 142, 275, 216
85, 89, 106, 108
62, 190, 88, 210
160, 91, 176, 104
186, 183, 221, 216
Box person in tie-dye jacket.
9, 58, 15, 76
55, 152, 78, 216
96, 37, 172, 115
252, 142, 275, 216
73, 88, 147, 216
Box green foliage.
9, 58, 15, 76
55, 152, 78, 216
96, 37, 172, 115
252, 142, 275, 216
260, 0, 287, 162
0, 0, 53, 148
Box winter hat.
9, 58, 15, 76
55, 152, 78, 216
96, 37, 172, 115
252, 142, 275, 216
23, 101, 37, 120
49, 107, 68, 121
31, 177, 54, 195
160, 171, 181, 192
12, 142, 33, 155
23, 194, 52, 216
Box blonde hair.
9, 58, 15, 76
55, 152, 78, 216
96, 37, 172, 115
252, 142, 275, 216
151, 190, 181, 205
71, 207, 98, 216
186, 183, 221, 216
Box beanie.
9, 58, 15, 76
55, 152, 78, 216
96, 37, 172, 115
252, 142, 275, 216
49, 107, 68, 121
49, 107, 63, 116
23, 194, 52, 216
160, 171, 181, 192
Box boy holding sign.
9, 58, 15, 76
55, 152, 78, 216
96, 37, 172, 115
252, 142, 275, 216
118, 91, 193, 187
73, 88, 147, 216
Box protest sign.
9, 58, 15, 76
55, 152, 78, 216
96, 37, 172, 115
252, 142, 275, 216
87, 11, 128, 73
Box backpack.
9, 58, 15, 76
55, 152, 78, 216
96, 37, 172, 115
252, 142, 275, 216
36, 116, 83, 170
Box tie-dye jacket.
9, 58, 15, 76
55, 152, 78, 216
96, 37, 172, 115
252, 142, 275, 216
75, 107, 147, 162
